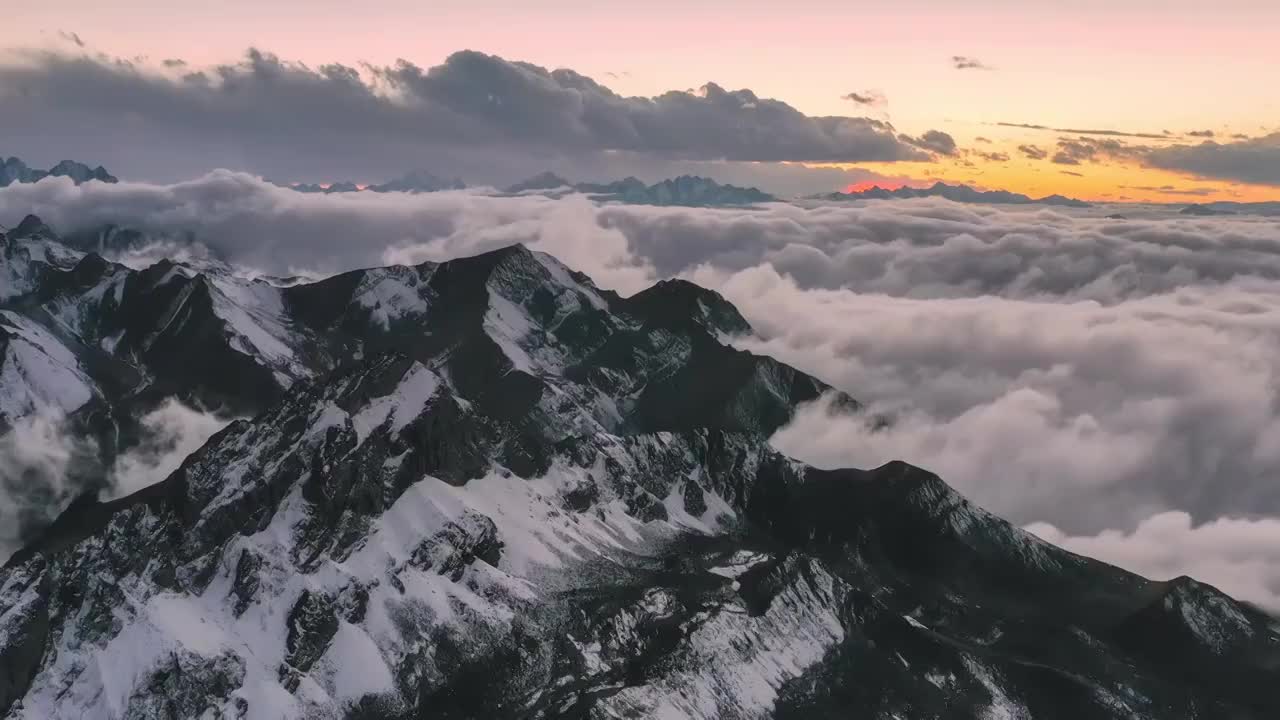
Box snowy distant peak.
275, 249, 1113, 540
821, 181, 1091, 207
0, 156, 117, 187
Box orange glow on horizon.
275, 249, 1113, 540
843, 180, 905, 193
838, 143, 1280, 204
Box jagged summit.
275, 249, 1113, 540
1, 217, 1277, 719
819, 181, 1091, 208
0, 155, 118, 187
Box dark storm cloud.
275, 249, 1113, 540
901, 129, 958, 156
9, 174, 1280, 604
0, 48, 930, 183
998, 122, 1167, 140
951, 55, 991, 70
1145, 133, 1280, 186
1017, 144, 1048, 160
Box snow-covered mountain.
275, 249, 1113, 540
1, 217, 1278, 719
0, 156, 117, 187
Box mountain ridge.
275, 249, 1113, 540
1, 216, 1278, 719
817, 181, 1091, 207
0, 156, 117, 188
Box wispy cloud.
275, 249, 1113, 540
998, 122, 1168, 140
1017, 144, 1048, 160
56, 30, 85, 48
951, 55, 992, 70
842, 90, 886, 107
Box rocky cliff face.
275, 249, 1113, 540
0, 218, 1277, 719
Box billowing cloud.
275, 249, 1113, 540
105, 399, 231, 499
1027, 514, 1280, 612
1146, 133, 1280, 186
0, 48, 930, 185
9, 174, 1280, 607
0, 412, 98, 561
902, 129, 958, 156
951, 56, 992, 70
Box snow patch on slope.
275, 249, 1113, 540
350, 363, 441, 443
353, 266, 434, 329
597, 559, 846, 719
0, 310, 96, 423
207, 276, 308, 381
484, 290, 537, 373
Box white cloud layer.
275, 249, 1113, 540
5, 172, 1280, 603
105, 399, 231, 500
0, 412, 96, 561
1027, 514, 1280, 612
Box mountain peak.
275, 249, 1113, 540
505, 171, 571, 193
12, 214, 54, 239
0, 156, 117, 186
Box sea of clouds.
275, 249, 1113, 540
3, 172, 1280, 610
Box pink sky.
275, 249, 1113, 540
7, 0, 1278, 140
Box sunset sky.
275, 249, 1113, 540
3, 0, 1278, 201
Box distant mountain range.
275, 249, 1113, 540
505, 172, 778, 206
817, 181, 1091, 208
277, 170, 467, 194
0, 156, 117, 187
1180, 202, 1280, 217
